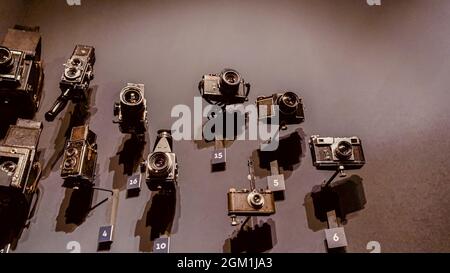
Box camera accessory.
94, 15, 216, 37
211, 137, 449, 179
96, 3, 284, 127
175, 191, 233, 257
45, 45, 95, 122
113, 83, 148, 136
256, 91, 305, 129
199, 68, 250, 106
0, 26, 43, 133
309, 135, 365, 170
61, 125, 98, 188
0, 119, 43, 248
143, 130, 178, 191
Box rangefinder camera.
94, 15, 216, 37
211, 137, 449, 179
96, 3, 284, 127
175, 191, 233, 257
256, 91, 305, 127
227, 188, 276, 216
199, 68, 250, 105
61, 125, 98, 188
144, 130, 178, 191
0, 26, 43, 133
310, 135, 365, 170
113, 83, 148, 135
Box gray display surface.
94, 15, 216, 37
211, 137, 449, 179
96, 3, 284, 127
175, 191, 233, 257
2, 0, 449, 253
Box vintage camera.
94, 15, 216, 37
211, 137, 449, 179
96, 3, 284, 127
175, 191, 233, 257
227, 188, 276, 216
61, 125, 98, 188
310, 135, 365, 170
256, 92, 305, 128
199, 68, 250, 105
45, 45, 95, 121
0, 26, 43, 135
0, 119, 42, 248
143, 130, 178, 191
113, 83, 148, 135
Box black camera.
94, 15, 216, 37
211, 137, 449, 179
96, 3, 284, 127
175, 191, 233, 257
227, 188, 276, 217
143, 130, 178, 191
256, 92, 305, 128
310, 135, 366, 170
61, 125, 98, 188
113, 83, 148, 136
199, 68, 250, 105
45, 45, 95, 122
0, 119, 43, 248
0, 26, 43, 135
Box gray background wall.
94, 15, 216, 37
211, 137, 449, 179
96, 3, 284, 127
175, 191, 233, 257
1, 0, 449, 252
0, 0, 24, 37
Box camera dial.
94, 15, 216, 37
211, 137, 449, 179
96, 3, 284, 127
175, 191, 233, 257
219, 68, 241, 96
0, 161, 17, 176
247, 191, 265, 209
0, 46, 13, 72
278, 92, 300, 115
147, 152, 172, 178
335, 141, 353, 160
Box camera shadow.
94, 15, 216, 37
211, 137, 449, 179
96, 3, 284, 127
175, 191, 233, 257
134, 187, 180, 252
223, 218, 277, 253
109, 134, 149, 191
252, 128, 306, 180
55, 187, 94, 233
303, 175, 367, 232
41, 86, 98, 179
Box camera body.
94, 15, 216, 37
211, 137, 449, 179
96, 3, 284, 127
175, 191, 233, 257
0, 27, 43, 132
144, 130, 178, 191
227, 188, 276, 216
0, 119, 42, 248
309, 135, 365, 170
113, 83, 148, 135
61, 125, 98, 188
256, 92, 305, 127
60, 45, 95, 98
200, 68, 250, 105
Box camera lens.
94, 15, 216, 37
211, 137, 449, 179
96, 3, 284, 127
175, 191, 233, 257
219, 68, 241, 96
0, 46, 13, 72
278, 92, 299, 115
64, 66, 81, 80
121, 87, 143, 106
148, 152, 172, 178
335, 141, 353, 160
71, 58, 83, 66
247, 191, 265, 209
66, 148, 78, 157
0, 161, 17, 176
63, 157, 77, 169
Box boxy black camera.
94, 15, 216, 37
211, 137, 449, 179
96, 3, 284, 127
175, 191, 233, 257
0, 26, 43, 136
199, 68, 250, 106
256, 91, 305, 129
45, 45, 95, 122
113, 83, 148, 136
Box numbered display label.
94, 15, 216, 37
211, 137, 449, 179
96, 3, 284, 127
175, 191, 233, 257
153, 237, 170, 253
267, 174, 286, 192
325, 227, 348, 249
211, 149, 226, 165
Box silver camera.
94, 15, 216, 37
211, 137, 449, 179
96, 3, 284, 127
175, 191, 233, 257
61, 125, 98, 188
113, 83, 148, 136
310, 135, 366, 170
227, 188, 276, 217
144, 130, 178, 191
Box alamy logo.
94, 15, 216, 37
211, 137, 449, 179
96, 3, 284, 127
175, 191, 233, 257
66, 0, 81, 6
171, 97, 281, 151
367, 0, 381, 6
